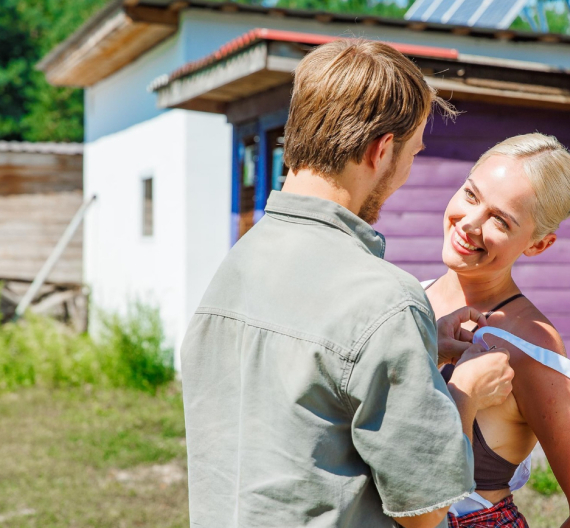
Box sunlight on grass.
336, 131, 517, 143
0, 385, 188, 528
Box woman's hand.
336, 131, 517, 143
437, 306, 488, 365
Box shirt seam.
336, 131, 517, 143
265, 205, 358, 238
265, 209, 387, 261
349, 266, 432, 362
340, 300, 434, 416
264, 211, 318, 226
352, 299, 433, 362
194, 307, 352, 359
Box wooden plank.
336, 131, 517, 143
429, 108, 570, 145
512, 264, 570, 288
124, 5, 178, 26
0, 152, 82, 195
0, 151, 82, 169
404, 158, 473, 187
43, 12, 176, 87
0, 190, 82, 283
429, 76, 570, 111
522, 289, 570, 313
383, 188, 457, 212
375, 212, 444, 236
0, 246, 82, 259
0, 193, 82, 213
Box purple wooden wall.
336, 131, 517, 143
375, 101, 570, 350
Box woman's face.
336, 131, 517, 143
442, 155, 540, 274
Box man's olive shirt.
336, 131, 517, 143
181, 191, 474, 527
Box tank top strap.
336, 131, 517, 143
471, 293, 525, 332
486, 293, 525, 317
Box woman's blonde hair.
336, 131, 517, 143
471, 133, 570, 240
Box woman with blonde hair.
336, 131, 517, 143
424, 133, 570, 528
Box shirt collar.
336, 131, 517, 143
265, 191, 386, 259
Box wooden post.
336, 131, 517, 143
14, 195, 97, 320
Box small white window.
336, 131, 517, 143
142, 177, 153, 237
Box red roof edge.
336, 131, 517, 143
155, 28, 459, 91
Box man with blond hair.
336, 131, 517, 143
180, 39, 514, 528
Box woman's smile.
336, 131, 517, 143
451, 226, 483, 255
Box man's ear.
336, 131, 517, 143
368, 133, 394, 170
524, 233, 556, 257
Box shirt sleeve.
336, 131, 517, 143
346, 304, 475, 519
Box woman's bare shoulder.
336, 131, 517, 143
501, 298, 566, 357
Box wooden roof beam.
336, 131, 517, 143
125, 4, 178, 26
38, 5, 178, 87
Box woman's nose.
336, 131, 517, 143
461, 214, 483, 236
464, 224, 482, 236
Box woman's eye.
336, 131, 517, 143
494, 216, 509, 229
464, 188, 476, 200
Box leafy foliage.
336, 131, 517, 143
529, 463, 563, 496
511, 8, 570, 35
0, 302, 175, 393
267, 0, 410, 17
0, 0, 108, 142
98, 302, 176, 393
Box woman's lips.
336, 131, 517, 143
451, 228, 482, 255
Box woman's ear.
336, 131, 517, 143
524, 233, 556, 257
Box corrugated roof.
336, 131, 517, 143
149, 27, 459, 92
143, 0, 570, 43
0, 142, 84, 156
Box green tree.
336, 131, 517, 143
261, 0, 410, 17
511, 7, 570, 34
0, 0, 107, 142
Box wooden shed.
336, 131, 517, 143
0, 141, 85, 322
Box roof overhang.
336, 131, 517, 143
37, 0, 179, 87
151, 28, 570, 116
150, 29, 463, 113
39, 0, 570, 89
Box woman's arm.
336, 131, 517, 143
508, 324, 570, 527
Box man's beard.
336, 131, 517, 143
357, 159, 397, 225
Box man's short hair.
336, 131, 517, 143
283, 39, 455, 177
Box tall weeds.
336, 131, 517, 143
0, 302, 174, 393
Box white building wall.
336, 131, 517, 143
84, 109, 230, 365
85, 31, 185, 143
184, 113, 232, 328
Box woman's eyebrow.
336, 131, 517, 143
466, 178, 521, 227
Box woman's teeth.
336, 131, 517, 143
454, 232, 479, 251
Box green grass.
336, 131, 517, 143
0, 385, 189, 528
514, 484, 568, 528
0, 302, 175, 393
529, 463, 564, 497
0, 384, 567, 528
